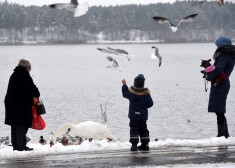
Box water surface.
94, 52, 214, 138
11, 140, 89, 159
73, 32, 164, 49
0, 43, 234, 143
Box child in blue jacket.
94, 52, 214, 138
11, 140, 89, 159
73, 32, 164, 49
122, 74, 153, 151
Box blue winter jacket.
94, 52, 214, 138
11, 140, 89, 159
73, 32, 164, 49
122, 85, 153, 121
206, 45, 235, 113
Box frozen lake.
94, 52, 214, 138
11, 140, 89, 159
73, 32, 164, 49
0, 43, 234, 143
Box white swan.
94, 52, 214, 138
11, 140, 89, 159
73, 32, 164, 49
50, 121, 118, 147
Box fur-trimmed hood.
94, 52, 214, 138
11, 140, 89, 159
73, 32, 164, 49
129, 86, 150, 95
214, 45, 235, 60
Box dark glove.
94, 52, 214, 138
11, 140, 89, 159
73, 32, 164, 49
200, 70, 206, 78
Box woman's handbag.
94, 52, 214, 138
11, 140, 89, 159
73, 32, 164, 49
36, 100, 46, 115
34, 98, 46, 115
32, 105, 46, 130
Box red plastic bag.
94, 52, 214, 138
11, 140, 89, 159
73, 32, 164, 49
32, 105, 46, 130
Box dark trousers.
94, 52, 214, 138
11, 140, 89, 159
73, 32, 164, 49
11, 125, 28, 150
129, 120, 150, 144
215, 113, 225, 124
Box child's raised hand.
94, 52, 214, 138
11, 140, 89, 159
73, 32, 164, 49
122, 79, 126, 85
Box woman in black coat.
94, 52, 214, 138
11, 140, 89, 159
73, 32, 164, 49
206, 37, 235, 138
4, 59, 40, 151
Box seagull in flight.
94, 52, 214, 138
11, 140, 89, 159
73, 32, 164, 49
153, 14, 198, 32
49, 0, 88, 17
107, 47, 129, 55
97, 47, 131, 61
106, 56, 121, 72
107, 47, 130, 61
151, 46, 162, 67
97, 48, 119, 55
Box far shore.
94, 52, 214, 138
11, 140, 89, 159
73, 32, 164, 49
0, 40, 216, 45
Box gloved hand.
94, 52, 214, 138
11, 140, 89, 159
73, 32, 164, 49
200, 70, 206, 78
200, 70, 206, 74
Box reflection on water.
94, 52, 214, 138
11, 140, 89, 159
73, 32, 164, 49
0, 43, 234, 143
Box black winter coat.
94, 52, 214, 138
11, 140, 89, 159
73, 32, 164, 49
206, 45, 235, 113
4, 66, 40, 127
122, 85, 153, 121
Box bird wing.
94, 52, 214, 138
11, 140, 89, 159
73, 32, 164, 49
116, 49, 129, 55
74, 2, 89, 17
153, 16, 174, 27
112, 59, 119, 67
71, 0, 78, 6
106, 56, 113, 62
177, 13, 198, 27
49, 3, 69, 9
154, 47, 159, 56
158, 56, 162, 67
107, 47, 129, 55
151, 54, 162, 67
97, 48, 118, 55
100, 104, 107, 124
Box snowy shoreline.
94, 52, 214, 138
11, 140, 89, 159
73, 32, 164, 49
1, 137, 235, 159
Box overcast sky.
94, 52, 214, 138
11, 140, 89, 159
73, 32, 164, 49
0, 0, 176, 6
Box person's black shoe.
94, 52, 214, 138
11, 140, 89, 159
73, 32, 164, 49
13, 148, 18, 151
130, 144, 137, 151
18, 147, 34, 151
138, 144, 150, 151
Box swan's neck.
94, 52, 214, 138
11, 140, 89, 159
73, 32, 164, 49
51, 123, 76, 143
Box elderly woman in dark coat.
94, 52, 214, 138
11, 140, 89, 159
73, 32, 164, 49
4, 59, 40, 151
206, 37, 235, 138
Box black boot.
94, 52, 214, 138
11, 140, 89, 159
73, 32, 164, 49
18, 146, 33, 151
130, 144, 137, 151
217, 124, 225, 137
224, 119, 229, 139
138, 143, 149, 151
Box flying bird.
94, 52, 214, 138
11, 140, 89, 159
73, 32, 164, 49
153, 14, 198, 32
107, 47, 129, 55
97, 47, 131, 61
107, 47, 131, 61
97, 48, 119, 55
49, 0, 88, 17
106, 56, 121, 72
151, 46, 162, 67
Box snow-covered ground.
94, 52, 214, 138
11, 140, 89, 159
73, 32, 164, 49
0, 137, 235, 159
127, 163, 235, 168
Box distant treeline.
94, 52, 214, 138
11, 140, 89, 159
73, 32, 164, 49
0, 1, 235, 44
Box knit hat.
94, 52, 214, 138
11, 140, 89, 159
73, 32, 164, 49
18, 59, 31, 71
134, 74, 145, 88
215, 37, 232, 48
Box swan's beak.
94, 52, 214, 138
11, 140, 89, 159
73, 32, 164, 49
50, 141, 54, 147
152, 46, 155, 48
